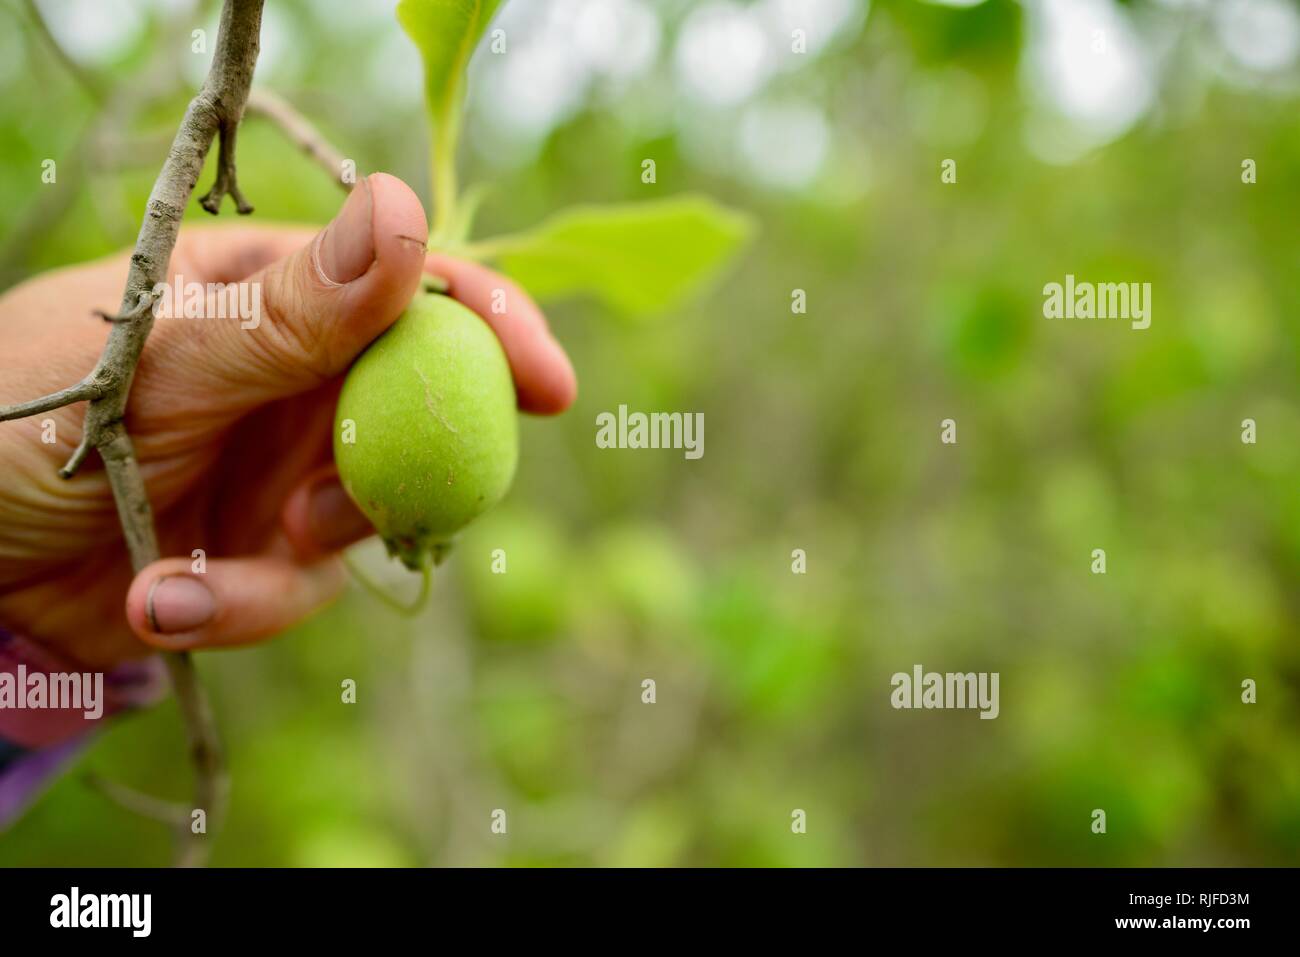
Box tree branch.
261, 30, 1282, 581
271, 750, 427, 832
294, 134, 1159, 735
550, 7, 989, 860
1, 0, 267, 867
245, 88, 354, 193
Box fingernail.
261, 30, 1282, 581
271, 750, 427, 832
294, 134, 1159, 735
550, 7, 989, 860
308, 479, 372, 550
316, 176, 374, 284
146, 576, 217, 635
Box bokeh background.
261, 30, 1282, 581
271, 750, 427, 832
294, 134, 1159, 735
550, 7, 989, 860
1, 0, 1298, 865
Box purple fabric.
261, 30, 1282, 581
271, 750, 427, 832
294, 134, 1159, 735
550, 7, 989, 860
0, 736, 86, 828
0, 628, 164, 745
0, 625, 166, 829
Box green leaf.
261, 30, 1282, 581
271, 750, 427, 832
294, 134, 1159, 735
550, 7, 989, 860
478, 196, 756, 317
396, 0, 504, 237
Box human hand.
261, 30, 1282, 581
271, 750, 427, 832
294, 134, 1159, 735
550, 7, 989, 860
0, 173, 576, 668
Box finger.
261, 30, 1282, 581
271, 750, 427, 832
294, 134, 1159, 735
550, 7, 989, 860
126, 555, 347, 651
425, 254, 577, 415
281, 464, 373, 561
203, 385, 339, 556
156, 173, 429, 413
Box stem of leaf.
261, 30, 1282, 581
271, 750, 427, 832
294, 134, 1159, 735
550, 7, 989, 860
429, 115, 460, 246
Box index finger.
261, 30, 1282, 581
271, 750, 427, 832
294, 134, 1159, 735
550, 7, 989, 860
425, 253, 577, 415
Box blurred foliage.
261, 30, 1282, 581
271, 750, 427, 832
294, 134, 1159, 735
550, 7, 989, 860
0, 0, 1297, 866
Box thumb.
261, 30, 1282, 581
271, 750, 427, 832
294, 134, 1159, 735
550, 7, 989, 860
201, 173, 427, 405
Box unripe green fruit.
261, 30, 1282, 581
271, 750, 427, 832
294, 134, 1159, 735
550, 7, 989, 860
334, 291, 518, 570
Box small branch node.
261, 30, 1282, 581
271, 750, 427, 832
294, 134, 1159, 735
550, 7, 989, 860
93, 290, 157, 324
58, 433, 94, 479
231, 184, 254, 216
198, 119, 254, 216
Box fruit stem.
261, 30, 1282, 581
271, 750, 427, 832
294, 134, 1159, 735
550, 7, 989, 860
342, 550, 434, 617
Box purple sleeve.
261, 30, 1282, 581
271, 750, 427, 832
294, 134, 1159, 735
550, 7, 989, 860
0, 737, 87, 828
0, 627, 166, 829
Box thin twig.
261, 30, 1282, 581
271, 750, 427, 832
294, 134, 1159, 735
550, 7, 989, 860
246, 88, 354, 193
0, 0, 267, 867
199, 116, 254, 214
0, 377, 101, 423
83, 772, 188, 828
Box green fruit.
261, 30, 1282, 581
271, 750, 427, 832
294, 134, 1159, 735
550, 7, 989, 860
334, 291, 518, 570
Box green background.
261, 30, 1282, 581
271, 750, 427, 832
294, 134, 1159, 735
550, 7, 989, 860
1, 0, 1297, 866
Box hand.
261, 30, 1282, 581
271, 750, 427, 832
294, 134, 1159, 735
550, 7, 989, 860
0, 173, 576, 668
